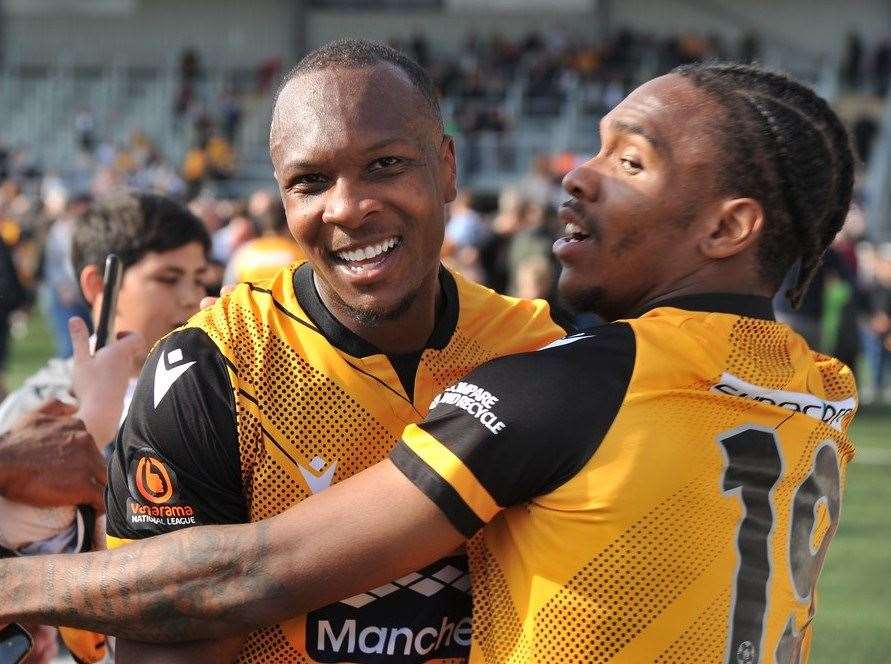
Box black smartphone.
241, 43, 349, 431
0, 624, 32, 664
93, 253, 123, 351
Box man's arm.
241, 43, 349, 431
1, 325, 632, 643
0, 459, 465, 642
98, 325, 249, 659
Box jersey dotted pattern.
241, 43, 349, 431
395, 299, 856, 663
190, 263, 563, 663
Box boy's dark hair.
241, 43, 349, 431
71, 191, 210, 278
276, 39, 442, 132
673, 62, 855, 308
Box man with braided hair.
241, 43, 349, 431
673, 63, 854, 309
1, 62, 857, 663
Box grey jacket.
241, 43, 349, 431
0, 357, 75, 433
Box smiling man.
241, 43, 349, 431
0, 63, 857, 664
98, 40, 562, 663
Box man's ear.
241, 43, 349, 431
440, 135, 458, 204
79, 264, 103, 307
700, 197, 765, 259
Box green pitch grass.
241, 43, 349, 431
7, 313, 890, 662
7, 311, 56, 391
811, 404, 891, 663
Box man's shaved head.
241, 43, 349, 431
270, 39, 443, 152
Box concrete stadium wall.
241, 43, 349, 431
2, 0, 889, 69
3, 0, 295, 68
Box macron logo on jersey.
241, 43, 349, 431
153, 348, 196, 408
298, 456, 338, 493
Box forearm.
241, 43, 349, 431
0, 461, 464, 643
74, 403, 115, 452
0, 520, 290, 642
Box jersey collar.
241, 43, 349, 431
292, 262, 460, 358
631, 293, 776, 321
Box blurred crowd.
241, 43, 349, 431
0, 28, 889, 400
841, 32, 891, 97
390, 27, 763, 137
0, 165, 302, 398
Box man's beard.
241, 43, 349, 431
343, 289, 419, 328
315, 269, 422, 329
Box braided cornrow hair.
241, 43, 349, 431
672, 62, 855, 308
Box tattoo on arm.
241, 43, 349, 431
0, 459, 465, 643
0, 521, 278, 642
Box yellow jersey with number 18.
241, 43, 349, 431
393, 293, 856, 663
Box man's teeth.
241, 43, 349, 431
337, 237, 399, 262
564, 222, 587, 237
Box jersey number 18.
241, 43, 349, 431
718, 425, 841, 664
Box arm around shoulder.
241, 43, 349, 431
0, 459, 465, 642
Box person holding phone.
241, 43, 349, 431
0, 191, 210, 663
0, 192, 210, 555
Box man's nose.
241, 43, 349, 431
321, 178, 383, 229
562, 159, 600, 202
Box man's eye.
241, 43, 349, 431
620, 157, 642, 174
370, 156, 402, 171
290, 174, 328, 190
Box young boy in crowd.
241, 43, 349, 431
0, 191, 209, 662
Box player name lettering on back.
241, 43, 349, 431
430, 382, 506, 434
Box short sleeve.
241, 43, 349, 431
391, 323, 636, 537
105, 327, 246, 544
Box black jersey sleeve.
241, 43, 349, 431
391, 322, 635, 538
105, 327, 246, 543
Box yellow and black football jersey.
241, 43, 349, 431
392, 293, 857, 664
105, 261, 563, 663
